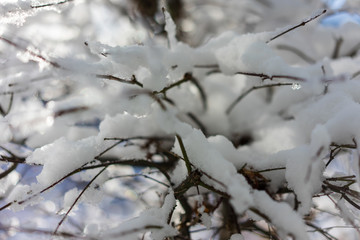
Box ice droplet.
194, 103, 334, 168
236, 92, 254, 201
291, 83, 301, 90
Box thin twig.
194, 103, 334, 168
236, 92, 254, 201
276, 44, 316, 63
155, 73, 207, 110
89, 158, 173, 182
256, 167, 286, 173
0, 146, 26, 164
96, 74, 143, 87
96, 140, 125, 158
0, 36, 60, 68
107, 225, 162, 238
0, 224, 83, 239
186, 112, 207, 136
109, 172, 170, 187
31, 0, 74, 8
176, 135, 192, 174
346, 41, 360, 58
0, 92, 14, 116
226, 83, 293, 114
190, 76, 207, 110
0, 163, 18, 179
194, 64, 219, 69
53, 166, 108, 234
0, 157, 174, 212
306, 222, 337, 240
235, 71, 306, 81
266, 9, 327, 43
332, 37, 343, 59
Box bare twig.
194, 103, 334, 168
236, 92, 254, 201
31, 0, 74, 8
194, 64, 219, 69
54, 106, 88, 118
256, 167, 286, 173
276, 44, 316, 63
53, 166, 108, 234
96, 74, 143, 87
103, 136, 173, 143
0, 223, 83, 239
155, 73, 207, 110
0, 92, 14, 116
0, 36, 61, 68
226, 83, 293, 114
107, 225, 162, 238
186, 112, 207, 136
235, 71, 306, 81
332, 37, 343, 59
266, 9, 327, 43
0, 163, 18, 179
109, 172, 170, 187
176, 135, 192, 174
0, 146, 26, 164
306, 222, 338, 240
346, 41, 360, 58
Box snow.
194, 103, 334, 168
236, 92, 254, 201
229, 233, 244, 240
164, 9, 177, 49
172, 129, 238, 188
285, 146, 322, 214
104, 191, 178, 240
228, 175, 253, 214
253, 190, 309, 240
0, 117, 12, 143
1, 1, 360, 239
26, 136, 100, 185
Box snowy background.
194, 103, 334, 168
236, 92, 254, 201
0, 0, 360, 239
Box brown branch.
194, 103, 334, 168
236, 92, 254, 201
266, 9, 327, 43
